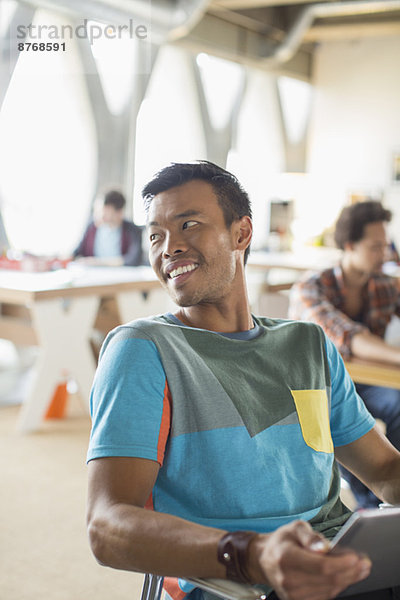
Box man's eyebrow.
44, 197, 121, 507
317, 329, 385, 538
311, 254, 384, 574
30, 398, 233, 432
148, 210, 203, 228
174, 210, 203, 219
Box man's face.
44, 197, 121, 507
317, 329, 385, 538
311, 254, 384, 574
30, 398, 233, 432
94, 202, 124, 228
147, 180, 241, 307
346, 221, 389, 274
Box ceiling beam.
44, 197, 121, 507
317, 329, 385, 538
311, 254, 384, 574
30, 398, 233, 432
173, 12, 313, 80
304, 19, 400, 40
210, 0, 332, 9
206, 6, 275, 34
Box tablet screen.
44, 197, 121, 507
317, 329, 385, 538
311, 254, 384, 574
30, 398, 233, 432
329, 507, 400, 596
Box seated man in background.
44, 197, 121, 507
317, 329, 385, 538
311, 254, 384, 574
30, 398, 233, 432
73, 189, 144, 266
289, 200, 400, 508
87, 163, 400, 600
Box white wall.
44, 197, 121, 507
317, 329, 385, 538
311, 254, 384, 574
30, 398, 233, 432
307, 35, 400, 247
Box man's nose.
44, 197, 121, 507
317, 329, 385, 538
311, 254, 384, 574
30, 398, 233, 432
162, 231, 187, 258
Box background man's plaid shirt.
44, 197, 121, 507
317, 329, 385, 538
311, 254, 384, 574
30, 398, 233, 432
289, 265, 400, 358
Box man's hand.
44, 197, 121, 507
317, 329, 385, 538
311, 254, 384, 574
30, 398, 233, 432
248, 520, 371, 600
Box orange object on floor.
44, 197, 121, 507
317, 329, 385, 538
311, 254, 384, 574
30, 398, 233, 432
45, 383, 68, 419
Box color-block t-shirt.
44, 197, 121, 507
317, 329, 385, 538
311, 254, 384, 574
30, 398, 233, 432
87, 314, 375, 598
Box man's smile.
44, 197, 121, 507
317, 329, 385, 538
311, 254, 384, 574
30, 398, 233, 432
163, 261, 200, 286
168, 263, 199, 279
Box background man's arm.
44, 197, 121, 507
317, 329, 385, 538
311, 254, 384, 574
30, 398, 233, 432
291, 279, 400, 363
289, 280, 365, 358
350, 330, 400, 365
121, 223, 144, 266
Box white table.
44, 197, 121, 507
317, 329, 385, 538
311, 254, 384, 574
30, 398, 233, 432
0, 266, 170, 432
247, 247, 341, 273
246, 248, 341, 315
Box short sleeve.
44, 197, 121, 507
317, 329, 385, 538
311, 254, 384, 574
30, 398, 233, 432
87, 328, 170, 465
325, 335, 375, 447
289, 276, 366, 357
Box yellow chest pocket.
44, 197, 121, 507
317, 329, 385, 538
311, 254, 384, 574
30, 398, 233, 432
290, 389, 333, 454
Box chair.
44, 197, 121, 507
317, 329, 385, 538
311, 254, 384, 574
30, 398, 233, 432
140, 574, 267, 600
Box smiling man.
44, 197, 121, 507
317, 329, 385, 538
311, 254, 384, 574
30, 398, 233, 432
289, 201, 400, 509
146, 177, 252, 331
87, 163, 400, 600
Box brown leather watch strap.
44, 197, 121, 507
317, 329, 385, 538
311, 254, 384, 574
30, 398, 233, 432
217, 530, 257, 583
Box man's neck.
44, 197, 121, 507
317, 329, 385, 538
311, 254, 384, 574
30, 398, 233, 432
174, 299, 253, 333
341, 256, 370, 290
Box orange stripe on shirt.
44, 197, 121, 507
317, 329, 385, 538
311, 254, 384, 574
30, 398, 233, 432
145, 492, 154, 511
157, 380, 171, 466
163, 577, 187, 600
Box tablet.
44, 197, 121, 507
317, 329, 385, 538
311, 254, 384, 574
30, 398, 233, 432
329, 507, 400, 596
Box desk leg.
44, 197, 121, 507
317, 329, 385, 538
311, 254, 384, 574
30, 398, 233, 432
116, 289, 174, 323
16, 296, 99, 433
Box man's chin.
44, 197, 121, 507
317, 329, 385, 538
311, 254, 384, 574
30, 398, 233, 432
168, 289, 205, 307
171, 296, 196, 308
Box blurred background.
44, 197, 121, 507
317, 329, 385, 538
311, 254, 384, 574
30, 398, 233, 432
1, 0, 400, 258
1, 0, 400, 598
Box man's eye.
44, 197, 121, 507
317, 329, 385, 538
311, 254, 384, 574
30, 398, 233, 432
149, 233, 160, 242
182, 220, 197, 230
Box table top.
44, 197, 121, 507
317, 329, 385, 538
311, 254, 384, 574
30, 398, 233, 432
247, 247, 342, 272
0, 265, 161, 304
344, 357, 400, 390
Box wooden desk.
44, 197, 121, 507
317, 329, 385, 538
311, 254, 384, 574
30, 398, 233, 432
344, 357, 400, 390
0, 266, 170, 432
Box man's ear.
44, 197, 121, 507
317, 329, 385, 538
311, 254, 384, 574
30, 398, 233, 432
343, 240, 354, 252
235, 216, 252, 252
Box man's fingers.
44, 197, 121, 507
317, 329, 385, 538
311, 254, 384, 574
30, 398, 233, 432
258, 521, 372, 600
274, 558, 372, 600
283, 520, 371, 575
286, 520, 330, 552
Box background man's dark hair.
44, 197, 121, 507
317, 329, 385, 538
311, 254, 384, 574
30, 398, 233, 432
334, 200, 392, 250
142, 161, 252, 263
103, 190, 126, 211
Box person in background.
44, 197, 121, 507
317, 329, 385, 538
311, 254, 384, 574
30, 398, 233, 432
73, 189, 144, 266
86, 163, 400, 600
289, 200, 400, 508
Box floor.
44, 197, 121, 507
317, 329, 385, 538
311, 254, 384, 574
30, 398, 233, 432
0, 340, 145, 600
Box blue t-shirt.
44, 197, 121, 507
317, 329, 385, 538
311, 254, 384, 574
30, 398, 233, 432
87, 314, 375, 599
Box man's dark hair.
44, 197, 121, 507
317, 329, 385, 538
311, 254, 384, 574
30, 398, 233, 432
142, 161, 252, 263
103, 190, 126, 211
334, 200, 392, 250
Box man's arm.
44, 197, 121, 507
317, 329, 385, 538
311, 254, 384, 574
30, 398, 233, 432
72, 222, 93, 258
289, 279, 365, 358
350, 330, 400, 365
87, 455, 226, 577
335, 425, 400, 505
121, 222, 144, 266
87, 456, 371, 600
290, 278, 400, 364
